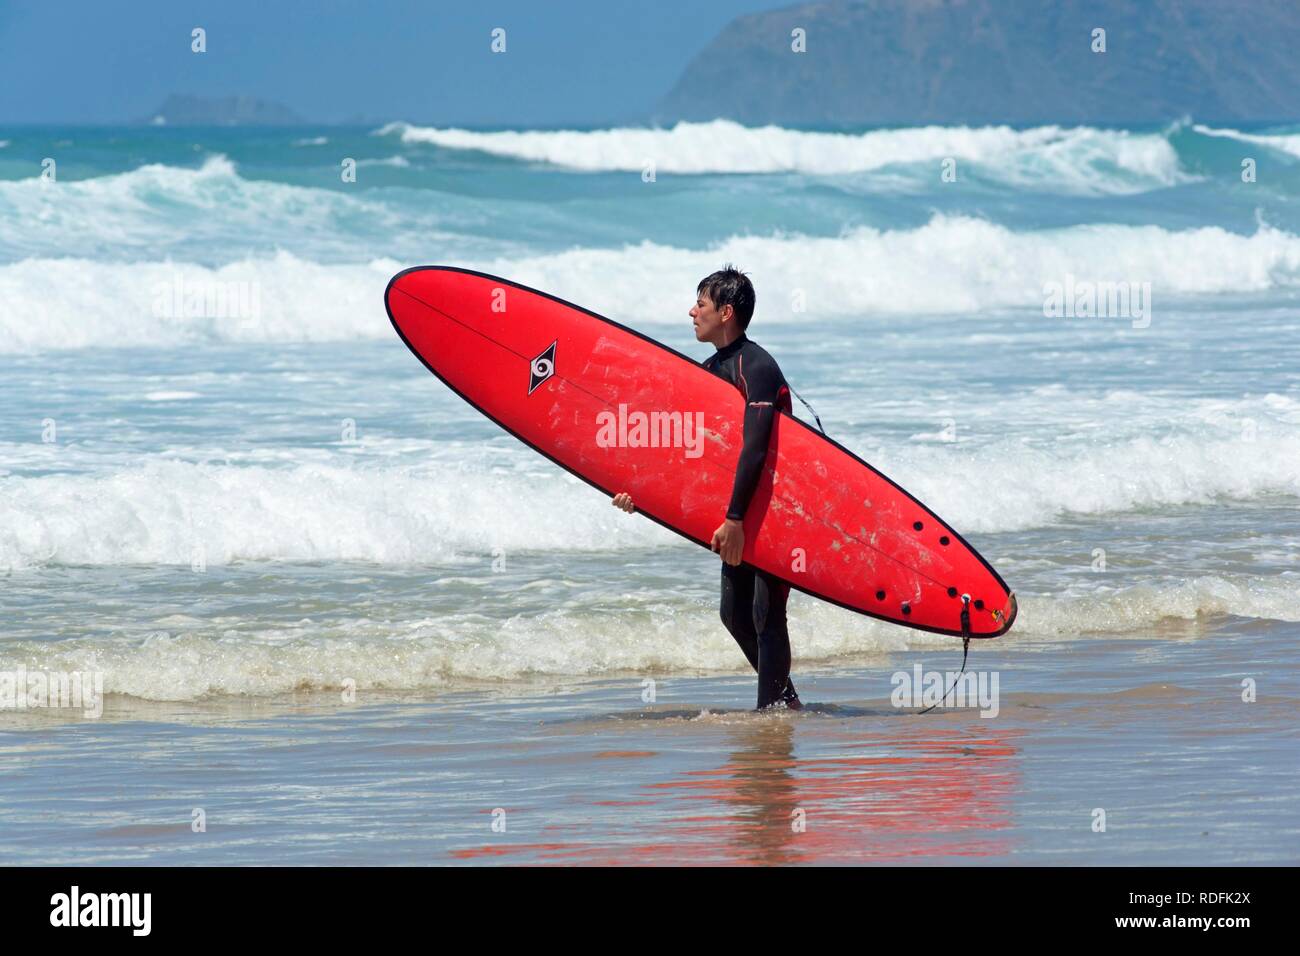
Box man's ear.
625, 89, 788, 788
720, 304, 734, 324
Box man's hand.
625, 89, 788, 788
711, 517, 744, 566
612, 492, 635, 513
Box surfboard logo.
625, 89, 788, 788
529, 340, 557, 394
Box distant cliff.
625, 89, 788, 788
656, 0, 1300, 125
145, 94, 304, 126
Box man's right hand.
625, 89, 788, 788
612, 492, 635, 513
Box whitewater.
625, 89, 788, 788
1, 119, 1297, 701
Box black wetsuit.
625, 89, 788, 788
702, 334, 799, 709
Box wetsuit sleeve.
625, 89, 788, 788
726, 353, 784, 521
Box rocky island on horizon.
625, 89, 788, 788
143, 94, 305, 126
656, 0, 1300, 127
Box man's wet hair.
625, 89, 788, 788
698, 264, 756, 330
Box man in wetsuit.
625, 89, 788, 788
612, 265, 801, 711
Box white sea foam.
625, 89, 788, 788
0, 608, 746, 700
2, 410, 1298, 572
143, 390, 201, 401
378, 120, 1187, 192
1192, 124, 1300, 160
3, 216, 1299, 353
509, 217, 1300, 323
0, 572, 1292, 700
0, 252, 399, 352
1011, 575, 1300, 637
356, 155, 410, 168
0, 459, 672, 571
0, 154, 425, 262
882, 427, 1300, 533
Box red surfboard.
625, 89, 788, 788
386, 267, 1016, 639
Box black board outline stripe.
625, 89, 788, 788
385, 265, 1017, 639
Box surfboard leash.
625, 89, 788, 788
917, 594, 973, 715
786, 377, 975, 716
787, 382, 825, 434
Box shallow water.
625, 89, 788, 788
2, 618, 1295, 865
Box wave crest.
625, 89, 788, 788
378, 119, 1188, 193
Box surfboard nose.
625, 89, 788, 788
385, 266, 444, 335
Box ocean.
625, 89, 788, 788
1, 119, 1297, 864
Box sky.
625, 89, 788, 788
0, 0, 798, 126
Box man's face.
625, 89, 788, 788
691, 291, 732, 343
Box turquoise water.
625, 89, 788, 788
0, 120, 1297, 864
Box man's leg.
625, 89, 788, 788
753, 569, 797, 709
719, 560, 760, 669
721, 562, 798, 708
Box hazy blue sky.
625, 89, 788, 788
0, 0, 797, 126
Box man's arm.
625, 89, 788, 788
726, 353, 783, 521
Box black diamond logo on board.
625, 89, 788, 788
528, 340, 557, 395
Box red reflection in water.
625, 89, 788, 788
450, 716, 1023, 865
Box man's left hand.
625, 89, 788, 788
711, 518, 745, 566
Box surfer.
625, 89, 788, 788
613, 266, 801, 711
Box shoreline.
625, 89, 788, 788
3, 616, 1294, 866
